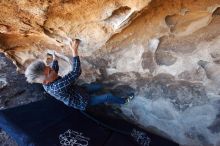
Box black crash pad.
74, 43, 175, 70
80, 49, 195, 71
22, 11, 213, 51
0, 97, 179, 146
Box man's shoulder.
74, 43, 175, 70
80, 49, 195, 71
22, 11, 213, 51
43, 76, 68, 90
42, 82, 56, 89
43, 83, 59, 94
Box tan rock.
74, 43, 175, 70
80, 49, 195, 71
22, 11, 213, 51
1, 0, 220, 145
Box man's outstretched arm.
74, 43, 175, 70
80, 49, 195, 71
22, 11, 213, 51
53, 39, 81, 90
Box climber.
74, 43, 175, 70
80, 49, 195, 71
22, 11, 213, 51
24, 39, 134, 111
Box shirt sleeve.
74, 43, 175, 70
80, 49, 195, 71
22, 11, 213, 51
51, 60, 59, 73
53, 56, 81, 90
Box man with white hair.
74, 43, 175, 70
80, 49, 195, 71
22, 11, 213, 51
25, 39, 134, 111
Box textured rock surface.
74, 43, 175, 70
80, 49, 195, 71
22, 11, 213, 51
0, 53, 46, 146
1, 0, 220, 146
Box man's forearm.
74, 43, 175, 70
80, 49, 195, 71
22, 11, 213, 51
71, 39, 80, 57
72, 48, 78, 57
52, 51, 57, 60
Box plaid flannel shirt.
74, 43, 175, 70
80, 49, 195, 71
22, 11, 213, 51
43, 56, 90, 111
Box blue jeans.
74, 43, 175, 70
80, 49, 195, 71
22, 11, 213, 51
81, 83, 126, 106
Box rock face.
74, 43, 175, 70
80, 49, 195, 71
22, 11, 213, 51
0, 53, 46, 146
0, 0, 220, 145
